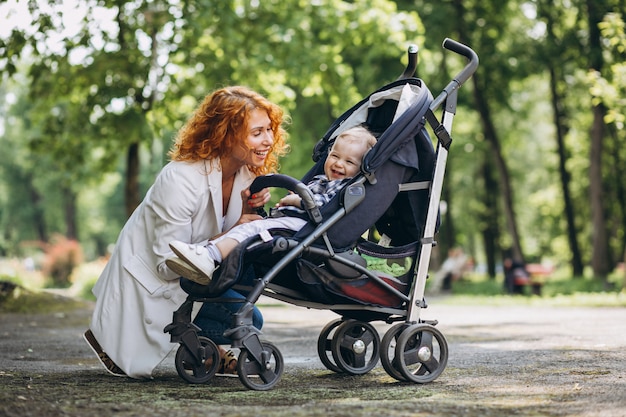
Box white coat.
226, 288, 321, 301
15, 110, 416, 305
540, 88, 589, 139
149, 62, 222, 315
89, 159, 255, 379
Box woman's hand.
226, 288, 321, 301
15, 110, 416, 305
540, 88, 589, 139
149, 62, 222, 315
241, 187, 271, 214
229, 188, 271, 228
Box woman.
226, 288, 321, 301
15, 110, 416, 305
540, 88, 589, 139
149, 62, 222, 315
166, 126, 377, 285
84, 86, 289, 379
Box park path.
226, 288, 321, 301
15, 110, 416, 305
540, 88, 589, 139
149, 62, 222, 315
1, 294, 625, 416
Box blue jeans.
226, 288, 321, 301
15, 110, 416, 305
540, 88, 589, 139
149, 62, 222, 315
192, 288, 263, 345
191, 264, 263, 345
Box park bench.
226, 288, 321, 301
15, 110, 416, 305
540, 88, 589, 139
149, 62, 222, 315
525, 263, 555, 295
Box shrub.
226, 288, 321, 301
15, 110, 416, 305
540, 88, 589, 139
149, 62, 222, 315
41, 235, 84, 288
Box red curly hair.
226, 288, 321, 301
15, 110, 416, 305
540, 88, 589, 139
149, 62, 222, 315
169, 86, 289, 175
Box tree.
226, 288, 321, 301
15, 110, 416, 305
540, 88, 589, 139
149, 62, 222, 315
586, 0, 613, 281
1, 0, 169, 221
535, 0, 585, 276
588, 11, 626, 286
1, 0, 423, 255
164, 0, 425, 178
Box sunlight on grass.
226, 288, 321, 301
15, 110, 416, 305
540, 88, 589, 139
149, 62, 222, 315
438, 292, 626, 307
436, 271, 626, 307
2, 259, 625, 309
0, 257, 104, 301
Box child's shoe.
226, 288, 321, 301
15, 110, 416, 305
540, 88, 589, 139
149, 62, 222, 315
168, 240, 216, 285
166, 256, 212, 285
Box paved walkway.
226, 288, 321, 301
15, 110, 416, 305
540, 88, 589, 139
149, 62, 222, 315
1, 294, 626, 416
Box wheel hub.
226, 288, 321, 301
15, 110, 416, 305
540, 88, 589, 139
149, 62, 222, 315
352, 339, 366, 354
418, 346, 432, 361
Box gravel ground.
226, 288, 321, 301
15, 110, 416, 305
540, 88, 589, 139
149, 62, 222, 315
1, 292, 625, 417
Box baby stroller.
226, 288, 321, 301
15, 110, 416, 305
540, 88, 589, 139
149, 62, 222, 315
164, 38, 478, 391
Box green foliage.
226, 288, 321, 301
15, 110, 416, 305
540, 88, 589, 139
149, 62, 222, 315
0, 0, 625, 287
162, 0, 425, 177
448, 271, 624, 301
0, 0, 425, 256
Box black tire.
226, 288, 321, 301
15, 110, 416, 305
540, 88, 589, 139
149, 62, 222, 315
237, 341, 284, 391
380, 323, 409, 381
395, 324, 448, 383
331, 320, 380, 375
174, 336, 220, 384
317, 319, 344, 373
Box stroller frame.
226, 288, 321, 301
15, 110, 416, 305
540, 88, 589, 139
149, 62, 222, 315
164, 38, 478, 391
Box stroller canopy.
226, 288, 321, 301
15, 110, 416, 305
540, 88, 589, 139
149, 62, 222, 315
296, 78, 436, 250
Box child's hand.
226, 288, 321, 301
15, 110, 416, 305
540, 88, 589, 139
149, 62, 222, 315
277, 192, 302, 208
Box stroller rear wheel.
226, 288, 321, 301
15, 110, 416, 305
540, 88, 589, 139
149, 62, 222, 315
316, 319, 343, 373
394, 324, 448, 383
174, 336, 220, 384
237, 341, 284, 391
331, 320, 380, 375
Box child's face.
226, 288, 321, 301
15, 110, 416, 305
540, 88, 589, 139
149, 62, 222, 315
323, 137, 368, 180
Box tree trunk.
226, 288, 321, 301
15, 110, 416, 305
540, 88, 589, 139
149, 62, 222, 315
27, 173, 47, 243
62, 186, 78, 240
451, 0, 525, 266
589, 104, 610, 278
586, 0, 611, 280
547, 65, 584, 276
540, 5, 585, 277
472, 72, 525, 264
480, 157, 499, 279
440, 182, 455, 256
125, 142, 141, 218
623, 248, 626, 291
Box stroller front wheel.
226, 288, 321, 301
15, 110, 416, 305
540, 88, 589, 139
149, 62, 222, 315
380, 323, 410, 382
174, 336, 220, 384
237, 341, 284, 391
316, 319, 344, 373
395, 323, 448, 383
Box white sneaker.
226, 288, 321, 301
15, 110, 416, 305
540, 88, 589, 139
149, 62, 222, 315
169, 240, 217, 285
166, 256, 212, 285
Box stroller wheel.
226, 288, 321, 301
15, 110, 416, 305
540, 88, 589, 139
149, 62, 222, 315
237, 341, 284, 391
331, 320, 380, 375
395, 324, 448, 383
380, 323, 410, 382
174, 336, 220, 384
316, 319, 344, 373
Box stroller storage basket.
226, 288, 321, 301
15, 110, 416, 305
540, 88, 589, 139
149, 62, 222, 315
297, 240, 417, 309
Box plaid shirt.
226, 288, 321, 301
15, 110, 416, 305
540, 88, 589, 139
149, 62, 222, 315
307, 175, 350, 207
278, 175, 351, 216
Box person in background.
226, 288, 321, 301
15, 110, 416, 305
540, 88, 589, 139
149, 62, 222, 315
84, 86, 289, 379
430, 247, 470, 294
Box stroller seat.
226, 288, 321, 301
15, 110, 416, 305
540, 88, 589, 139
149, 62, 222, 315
164, 38, 479, 390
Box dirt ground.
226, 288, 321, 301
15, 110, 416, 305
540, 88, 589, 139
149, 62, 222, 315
1, 290, 625, 417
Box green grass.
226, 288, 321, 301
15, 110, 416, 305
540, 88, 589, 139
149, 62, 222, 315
2, 258, 626, 313
438, 272, 626, 307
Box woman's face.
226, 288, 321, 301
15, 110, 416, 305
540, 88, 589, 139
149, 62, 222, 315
232, 108, 275, 168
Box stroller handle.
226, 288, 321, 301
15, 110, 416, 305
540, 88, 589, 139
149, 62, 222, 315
397, 44, 419, 80
442, 38, 479, 86
431, 38, 479, 109
249, 174, 323, 223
